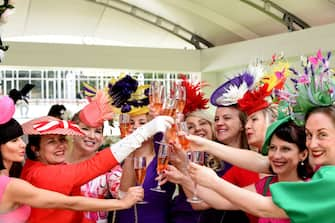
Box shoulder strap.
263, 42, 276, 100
262, 176, 274, 196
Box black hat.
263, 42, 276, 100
0, 118, 23, 144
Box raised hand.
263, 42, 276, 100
162, 164, 189, 185
186, 134, 212, 152
188, 162, 218, 189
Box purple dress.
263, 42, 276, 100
114, 134, 176, 223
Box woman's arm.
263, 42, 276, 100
6, 178, 143, 211
189, 163, 287, 218
187, 135, 270, 173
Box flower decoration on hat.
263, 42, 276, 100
108, 74, 138, 113
210, 62, 265, 107
0, 0, 15, 24
181, 75, 209, 115
79, 90, 114, 128
237, 55, 290, 116
277, 50, 335, 126
113, 84, 150, 116
0, 95, 15, 124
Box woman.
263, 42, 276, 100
113, 84, 176, 223
184, 50, 335, 223
66, 91, 122, 223
0, 95, 143, 223
188, 117, 311, 223
20, 92, 173, 223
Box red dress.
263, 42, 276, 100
222, 166, 260, 223
21, 148, 118, 223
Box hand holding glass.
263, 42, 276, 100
150, 142, 170, 193
187, 151, 205, 203
134, 156, 148, 204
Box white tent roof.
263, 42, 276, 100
3, 0, 335, 49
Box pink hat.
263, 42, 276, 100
0, 96, 15, 124
79, 90, 114, 128
22, 116, 84, 136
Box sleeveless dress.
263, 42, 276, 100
0, 175, 31, 223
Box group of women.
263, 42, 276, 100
1, 49, 335, 223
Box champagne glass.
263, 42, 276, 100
150, 81, 164, 114
134, 156, 148, 204
187, 151, 205, 203
176, 121, 190, 150
175, 85, 186, 114
119, 113, 131, 138
150, 142, 170, 193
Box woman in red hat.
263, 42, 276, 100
19, 90, 174, 223
0, 95, 144, 223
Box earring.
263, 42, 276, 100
300, 161, 304, 166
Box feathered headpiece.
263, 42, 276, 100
210, 71, 255, 107
8, 83, 35, 104
237, 55, 290, 116
181, 76, 209, 115
108, 75, 138, 112
276, 50, 335, 126
113, 85, 150, 116
79, 90, 114, 128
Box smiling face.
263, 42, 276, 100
305, 111, 335, 166
214, 106, 245, 147
129, 113, 149, 134
245, 110, 269, 151
37, 134, 68, 164
185, 115, 214, 140
73, 121, 104, 154
1, 137, 26, 167
268, 135, 307, 179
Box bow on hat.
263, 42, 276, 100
33, 120, 84, 135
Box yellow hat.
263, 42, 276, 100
113, 85, 150, 116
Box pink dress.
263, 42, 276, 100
81, 165, 122, 223
255, 176, 290, 223
0, 175, 31, 223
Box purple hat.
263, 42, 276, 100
210, 72, 255, 107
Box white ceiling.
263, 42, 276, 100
2, 0, 335, 49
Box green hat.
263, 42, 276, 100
261, 116, 291, 155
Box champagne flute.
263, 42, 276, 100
176, 121, 190, 150
187, 151, 205, 203
150, 81, 164, 114
150, 142, 170, 193
119, 113, 131, 138
175, 85, 186, 114
134, 156, 148, 204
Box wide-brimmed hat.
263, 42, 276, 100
22, 116, 84, 136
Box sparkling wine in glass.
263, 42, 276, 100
134, 156, 148, 204
150, 142, 170, 193
119, 113, 131, 138
177, 121, 190, 150
175, 85, 186, 114
187, 151, 205, 203
150, 81, 164, 114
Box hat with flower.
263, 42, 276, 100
276, 49, 335, 126
210, 62, 265, 107
113, 84, 150, 116
237, 55, 290, 116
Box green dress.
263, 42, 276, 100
271, 166, 335, 223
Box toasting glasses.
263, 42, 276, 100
134, 156, 148, 204
119, 113, 131, 138
176, 121, 190, 150
187, 151, 205, 203
150, 142, 170, 193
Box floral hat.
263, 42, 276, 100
210, 62, 264, 107
113, 84, 150, 116
276, 50, 335, 126
237, 56, 290, 116
22, 116, 84, 136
